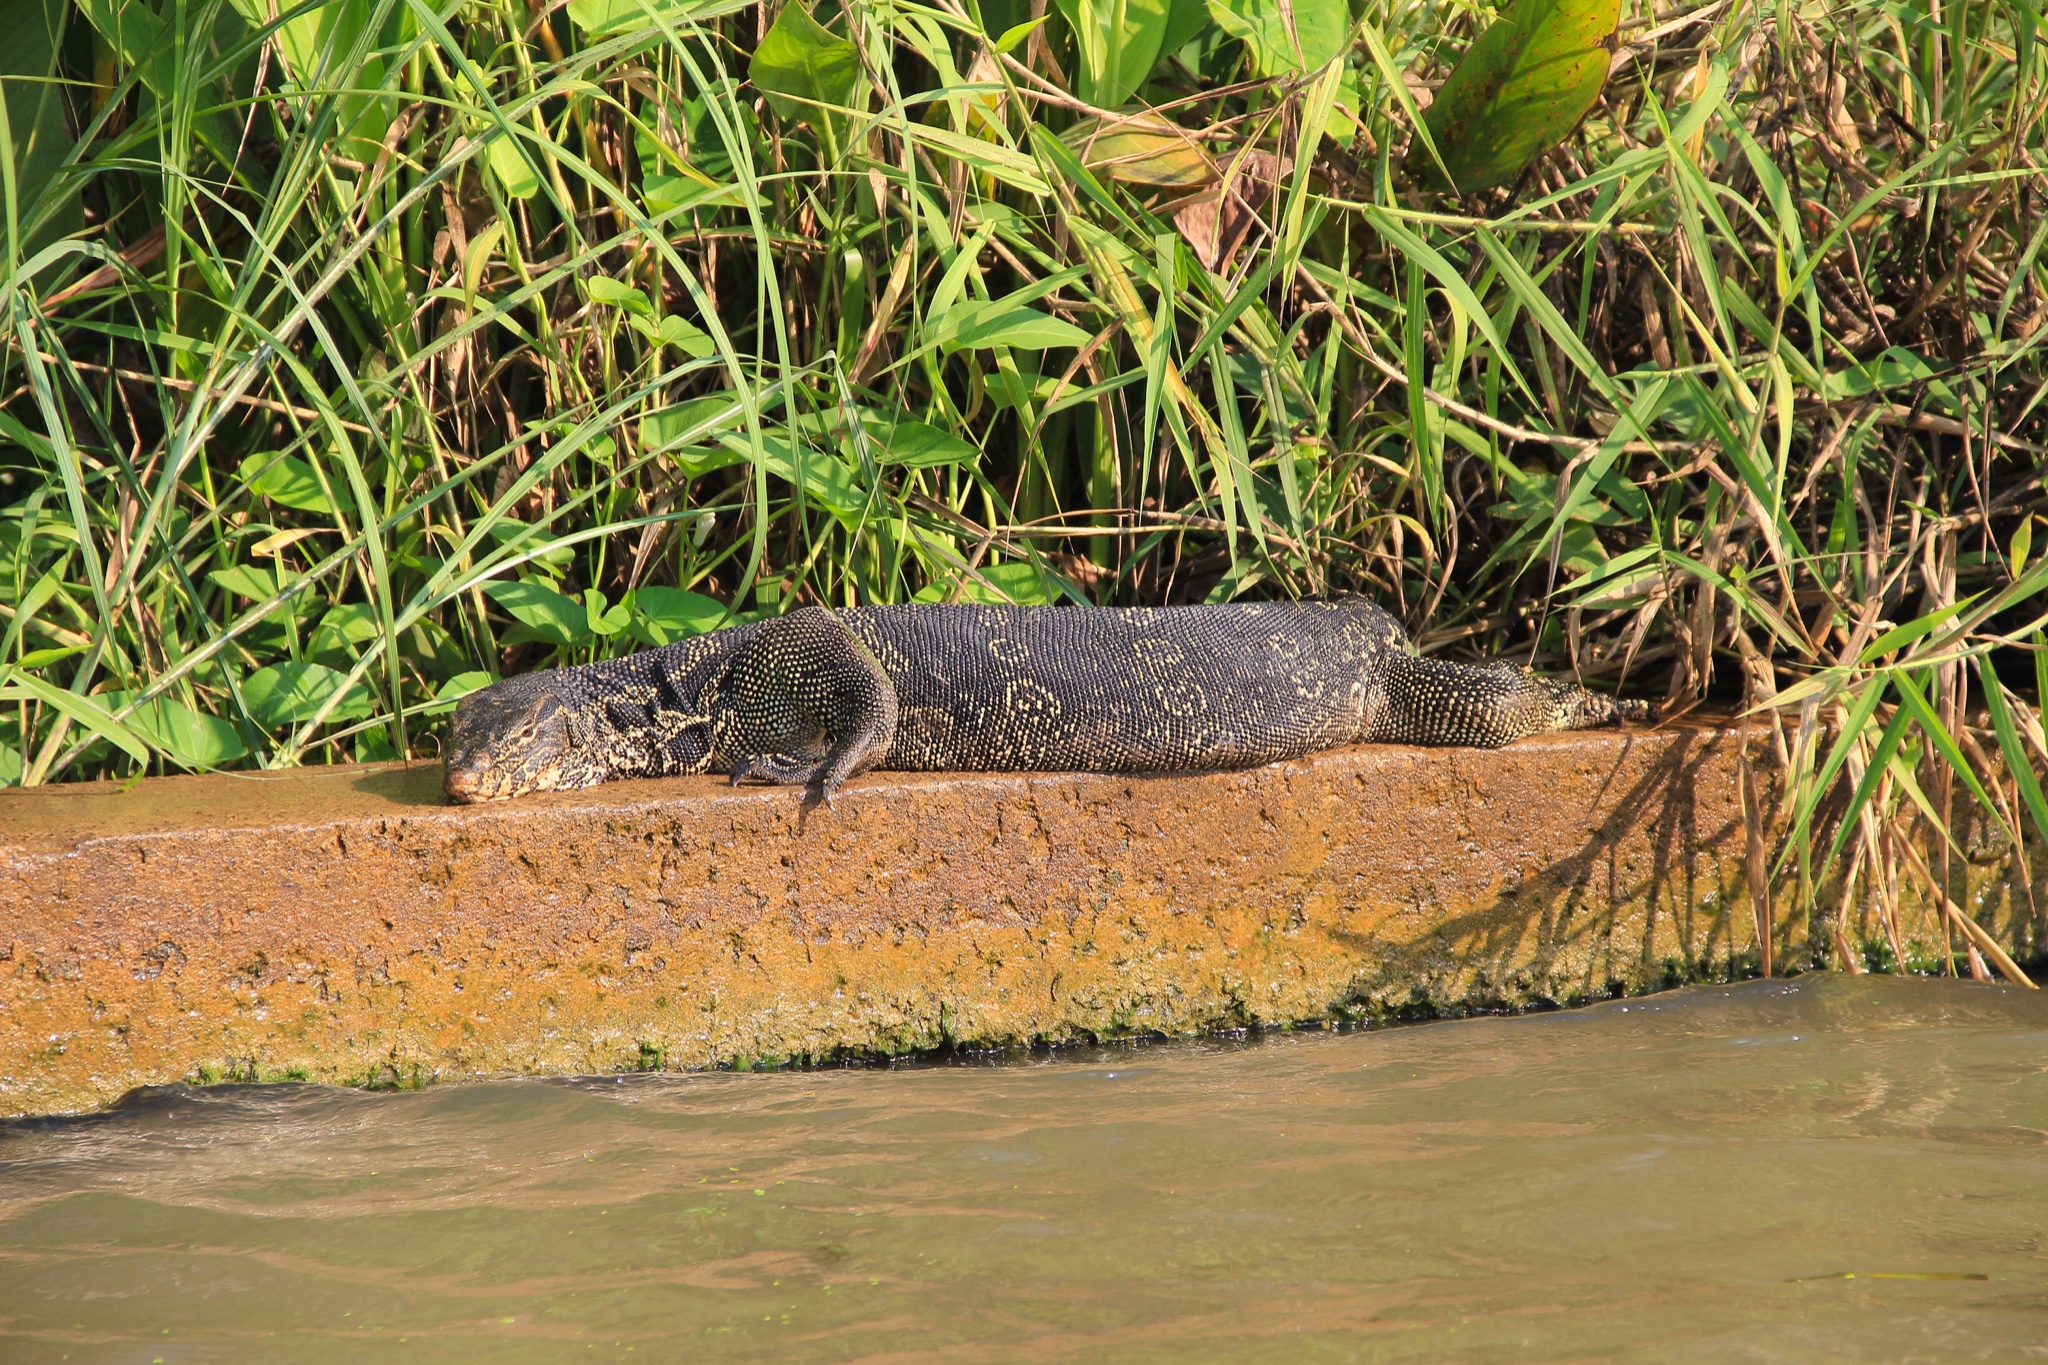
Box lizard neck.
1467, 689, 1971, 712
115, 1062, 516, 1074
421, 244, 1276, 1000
572, 627, 751, 780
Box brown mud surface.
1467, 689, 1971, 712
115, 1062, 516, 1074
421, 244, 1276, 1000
3, 716, 2030, 1115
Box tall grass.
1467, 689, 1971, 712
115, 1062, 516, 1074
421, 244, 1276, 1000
2, 0, 2044, 975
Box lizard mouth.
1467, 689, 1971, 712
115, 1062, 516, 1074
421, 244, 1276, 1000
444, 756, 567, 803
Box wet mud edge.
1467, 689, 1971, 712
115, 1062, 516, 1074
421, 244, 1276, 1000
1, 718, 2035, 1115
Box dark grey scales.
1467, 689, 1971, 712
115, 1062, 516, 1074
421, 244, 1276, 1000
442, 599, 1652, 803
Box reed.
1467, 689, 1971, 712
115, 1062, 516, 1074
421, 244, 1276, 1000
2, 0, 2043, 973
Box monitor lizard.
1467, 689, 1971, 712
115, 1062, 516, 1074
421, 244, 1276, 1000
441, 598, 1650, 804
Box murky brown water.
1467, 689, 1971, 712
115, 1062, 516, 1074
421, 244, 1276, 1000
1, 975, 2044, 1363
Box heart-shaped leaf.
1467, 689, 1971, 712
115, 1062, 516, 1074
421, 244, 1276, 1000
242, 662, 373, 728
586, 277, 653, 315
484, 580, 592, 647
103, 690, 249, 768
630, 587, 730, 645
749, 2, 861, 142
630, 313, 716, 358
238, 453, 334, 514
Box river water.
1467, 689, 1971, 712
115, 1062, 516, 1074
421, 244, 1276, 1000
1, 974, 2044, 1363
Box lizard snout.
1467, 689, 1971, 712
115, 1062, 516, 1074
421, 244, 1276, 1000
443, 756, 491, 803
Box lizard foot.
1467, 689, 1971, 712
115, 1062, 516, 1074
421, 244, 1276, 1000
729, 754, 845, 809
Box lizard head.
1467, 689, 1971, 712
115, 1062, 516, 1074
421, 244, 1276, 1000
442, 673, 609, 803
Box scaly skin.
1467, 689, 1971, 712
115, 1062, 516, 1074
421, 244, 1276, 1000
442, 598, 1651, 804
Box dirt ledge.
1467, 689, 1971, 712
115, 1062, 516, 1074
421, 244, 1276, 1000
2, 718, 2022, 1116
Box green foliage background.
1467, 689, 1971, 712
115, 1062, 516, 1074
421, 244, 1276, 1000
3, 0, 2046, 971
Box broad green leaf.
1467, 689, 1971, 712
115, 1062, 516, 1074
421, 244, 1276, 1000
724, 436, 869, 524
641, 398, 753, 477
563, 0, 752, 30
78, 0, 173, 101
483, 519, 578, 570
206, 565, 302, 626
224, 0, 393, 159
905, 122, 1054, 195
749, 3, 861, 141
208, 564, 285, 600
586, 277, 653, 314
631, 587, 730, 645
937, 301, 1094, 350
586, 590, 633, 638
239, 454, 335, 514
914, 560, 1066, 605
567, 0, 680, 32
1412, 0, 1621, 192
1206, 0, 1350, 76
565, 0, 645, 31
863, 417, 981, 467
1160, 0, 1214, 53
630, 313, 716, 358
309, 603, 381, 659
1053, 0, 1174, 106
485, 135, 541, 200
103, 690, 248, 768
988, 366, 1060, 410
484, 580, 592, 647
15, 645, 84, 669
993, 15, 1049, 53
4, 0, 80, 248
1822, 346, 1962, 411
242, 662, 372, 728
437, 672, 495, 703
641, 169, 746, 215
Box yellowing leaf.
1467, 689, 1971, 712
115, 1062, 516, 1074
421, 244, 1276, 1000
1065, 114, 1218, 188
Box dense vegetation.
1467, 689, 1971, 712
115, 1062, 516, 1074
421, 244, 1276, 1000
2, 0, 2044, 973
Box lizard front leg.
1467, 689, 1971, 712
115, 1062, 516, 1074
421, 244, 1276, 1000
1371, 653, 1651, 747
717, 607, 899, 806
